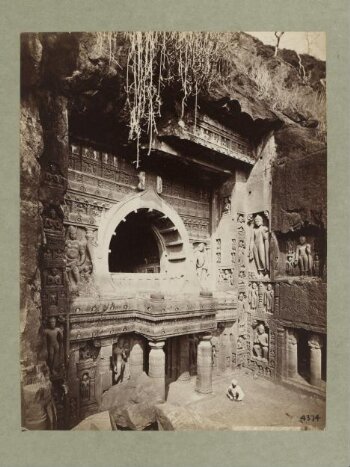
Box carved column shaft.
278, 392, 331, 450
98, 342, 113, 392
196, 335, 213, 394
287, 330, 298, 379
129, 339, 144, 380
148, 341, 166, 400
178, 335, 190, 382
308, 335, 323, 386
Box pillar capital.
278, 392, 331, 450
149, 340, 165, 350
308, 334, 322, 350
200, 334, 213, 342
287, 330, 298, 346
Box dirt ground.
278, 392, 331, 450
166, 369, 326, 430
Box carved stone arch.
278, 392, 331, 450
93, 188, 193, 293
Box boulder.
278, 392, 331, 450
155, 403, 228, 431
101, 372, 163, 430
72, 411, 115, 431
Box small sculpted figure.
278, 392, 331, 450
44, 208, 63, 231
237, 292, 247, 318
295, 236, 313, 275
112, 340, 130, 384
65, 226, 87, 292
313, 253, 320, 276
249, 215, 269, 276
264, 283, 274, 313
222, 197, 231, 215
253, 323, 269, 361
226, 379, 245, 401
80, 373, 90, 400
44, 317, 64, 377
47, 268, 62, 286
286, 249, 295, 275
195, 243, 208, 287
238, 240, 245, 264
249, 282, 258, 310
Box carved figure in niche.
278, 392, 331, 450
65, 226, 90, 293
237, 292, 247, 319
238, 240, 245, 264
221, 269, 233, 286
47, 268, 62, 286
44, 208, 63, 232
237, 225, 245, 235
80, 373, 90, 400
231, 239, 236, 264
237, 336, 245, 350
237, 214, 245, 223
238, 269, 246, 280
44, 317, 64, 377
222, 197, 231, 215
249, 214, 269, 276
216, 239, 221, 250
286, 248, 295, 275
248, 282, 258, 310
45, 162, 65, 186
253, 323, 269, 361
295, 236, 313, 275
264, 283, 274, 313
137, 171, 146, 190
112, 339, 130, 384
195, 243, 208, 287
313, 253, 320, 276
216, 252, 221, 263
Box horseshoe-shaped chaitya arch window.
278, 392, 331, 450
93, 189, 193, 295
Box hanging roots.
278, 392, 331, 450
97, 32, 326, 166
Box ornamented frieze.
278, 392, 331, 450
173, 114, 255, 164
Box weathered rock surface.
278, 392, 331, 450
22, 382, 54, 430
100, 372, 163, 430
72, 410, 115, 431
155, 403, 228, 431
277, 279, 326, 328
272, 125, 327, 232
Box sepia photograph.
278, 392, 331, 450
20, 31, 327, 431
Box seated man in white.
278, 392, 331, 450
226, 379, 245, 401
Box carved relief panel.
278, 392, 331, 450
64, 225, 95, 296
273, 228, 326, 279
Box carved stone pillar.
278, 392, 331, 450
287, 330, 298, 379
276, 326, 286, 379
129, 338, 144, 380
308, 334, 323, 386
178, 335, 190, 382
148, 341, 166, 400
196, 335, 213, 394
98, 340, 113, 392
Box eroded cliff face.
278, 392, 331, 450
272, 126, 326, 233
20, 94, 53, 429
